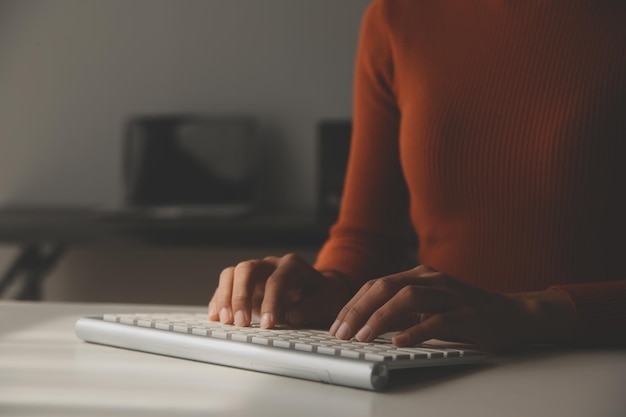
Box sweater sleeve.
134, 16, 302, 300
314, 0, 413, 286
550, 280, 626, 346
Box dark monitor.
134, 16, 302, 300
123, 115, 257, 211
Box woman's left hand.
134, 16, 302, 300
329, 265, 579, 352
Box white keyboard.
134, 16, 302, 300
76, 312, 486, 390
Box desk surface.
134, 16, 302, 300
2, 301, 625, 417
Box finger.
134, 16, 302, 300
333, 272, 458, 341
259, 253, 313, 328
330, 266, 455, 337
208, 292, 218, 321
330, 280, 375, 334
215, 267, 235, 324
231, 260, 275, 326
392, 311, 469, 347
352, 286, 462, 342
331, 271, 423, 335
333, 276, 408, 340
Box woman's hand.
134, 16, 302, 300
330, 265, 579, 352
208, 253, 353, 329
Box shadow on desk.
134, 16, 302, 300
386, 362, 493, 393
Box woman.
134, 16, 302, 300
209, 0, 626, 352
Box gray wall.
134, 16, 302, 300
0, 0, 369, 209
0, 0, 370, 304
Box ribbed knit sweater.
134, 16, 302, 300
315, 0, 626, 345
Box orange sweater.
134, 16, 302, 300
315, 0, 626, 345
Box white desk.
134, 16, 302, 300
1, 301, 625, 417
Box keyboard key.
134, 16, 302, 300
380, 351, 411, 360
413, 348, 445, 358
155, 322, 172, 331
95, 313, 483, 374
294, 343, 314, 352
211, 330, 229, 339
317, 346, 338, 356
191, 328, 210, 336
173, 324, 190, 333
391, 348, 429, 359
364, 353, 393, 361
272, 340, 294, 349
103, 314, 118, 323
231, 333, 252, 342
339, 350, 362, 359
251, 336, 271, 346
119, 316, 136, 325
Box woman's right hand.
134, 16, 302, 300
208, 253, 354, 329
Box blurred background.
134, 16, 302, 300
0, 0, 371, 304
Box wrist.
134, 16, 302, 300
511, 289, 580, 347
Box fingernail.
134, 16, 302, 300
234, 310, 246, 327
219, 307, 231, 323
260, 313, 273, 329
336, 322, 351, 340
329, 320, 341, 335
355, 324, 372, 342
394, 333, 410, 346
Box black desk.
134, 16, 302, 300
0, 207, 330, 300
